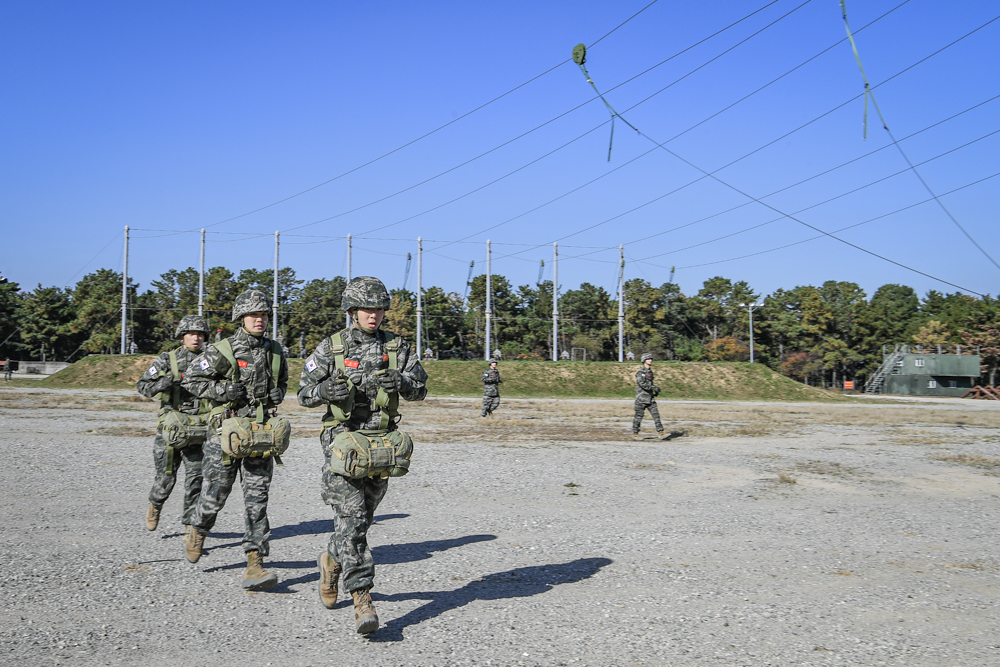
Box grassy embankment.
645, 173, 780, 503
35, 354, 847, 402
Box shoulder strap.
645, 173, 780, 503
322, 331, 356, 426
214, 338, 239, 381
168, 349, 181, 409
374, 331, 400, 430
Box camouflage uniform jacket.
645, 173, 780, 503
137, 346, 204, 415
482, 369, 501, 398
297, 326, 427, 431
635, 367, 657, 404
181, 328, 288, 418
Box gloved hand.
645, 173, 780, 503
222, 382, 246, 402
268, 387, 284, 405
319, 377, 351, 402
150, 375, 174, 394
377, 369, 403, 393
652, 386, 661, 397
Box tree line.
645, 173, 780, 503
1, 267, 998, 386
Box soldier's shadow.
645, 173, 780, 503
369, 557, 613, 642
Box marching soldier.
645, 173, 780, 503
481, 360, 501, 417
136, 315, 212, 532
298, 276, 427, 635
633, 352, 664, 440
181, 289, 289, 590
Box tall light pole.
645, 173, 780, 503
742, 303, 762, 363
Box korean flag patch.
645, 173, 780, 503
147, 365, 158, 377
305, 359, 317, 373
199, 359, 210, 370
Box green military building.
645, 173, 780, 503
865, 345, 980, 396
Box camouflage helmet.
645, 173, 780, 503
174, 314, 210, 339
231, 289, 272, 322
341, 276, 391, 312
640, 352, 653, 362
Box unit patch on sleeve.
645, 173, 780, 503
148, 365, 158, 376
199, 359, 210, 370
305, 359, 317, 373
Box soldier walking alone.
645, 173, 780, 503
136, 315, 212, 532
181, 289, 289, 590
481, 360, 501, 417
633, 353, 664, 440
298, 276, 427, 635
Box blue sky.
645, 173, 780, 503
2, 0, 998, 302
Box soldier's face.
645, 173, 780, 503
644, 358, 653, 368
354, 308, 384, 331
242, 311, 269, 333
182, 332, 205, 351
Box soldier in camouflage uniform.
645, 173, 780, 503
481, 360, 501, 417
298, 276, 427, 634
181, 289, 289, 590
633, 352, 664, 440
136, 315, 211, 531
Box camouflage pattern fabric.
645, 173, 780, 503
481, 396, 500, 417
231, 289, 272, 323
190, 436, 273, 554
174, 314, 211, 338
320, 467, 388, 593
298, 323, 426, 594
148, 435, 203, 523
633, 401, 663, 434
182, 328, 288, 418
137, 346, 206, 519
634, 366, 662, 433
182, 328, 287, 555
340, 276, 392, 312
297, 326, 427, 429
137, 347, 205, 414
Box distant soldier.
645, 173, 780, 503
481, 360, 501, 417
560, 349, 570, 360
633, 353, 664, 440
626, 350, 635, 362
136, 315, 212, 532
3, 358, 11, 382
181, 289, 289, 590
298, 276, 427, 635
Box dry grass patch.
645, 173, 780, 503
777, 472, 798, 484
86, 426, 156, 437
929, 453, 1000, 474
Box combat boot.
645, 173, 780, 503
145, 503, 162, 531
351, 587, 379, 634
632, 432, 642, 441
242, 550, 278, 590
185, 526, 207, 563
317, 551, 342, 609
657, 429, 666, 440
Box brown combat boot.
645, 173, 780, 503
632, 432, 642, 441
351, 587, 379, 634
145, 503, 162, 531
185, 527, 207, 563
657, 430, 666, 440
242, 550, 278, 590
318, 551, 342, 609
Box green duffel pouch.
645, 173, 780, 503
159, 411, 210, 449
221, 416, 291, 459
330, 429, 413, 479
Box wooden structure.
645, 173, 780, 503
961, 386, 1000, 400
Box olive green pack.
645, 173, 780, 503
155, 348, 212, 474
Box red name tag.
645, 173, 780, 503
382, 355, 389, 362
344, 359, 360, 369
237, 360, 248, 368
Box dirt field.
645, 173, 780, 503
1, 387, 998, 666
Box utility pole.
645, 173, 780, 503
198, 228, 206, 316
552, 242, 559, 361
617, 245, 624, 362
272, 231, 280, 340
743, 303, 761, 363
120, 226, 129, 354
485, 240, 492, 361
416, 237, 423, 361
346, 234, 352, 328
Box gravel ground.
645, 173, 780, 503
1, 387, 999, 666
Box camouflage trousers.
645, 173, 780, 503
633, 400, 662, 433
481, 395, 500, 416
190, 435, 274, 555
321, 460, 388, 594
148, 432, 203, 524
